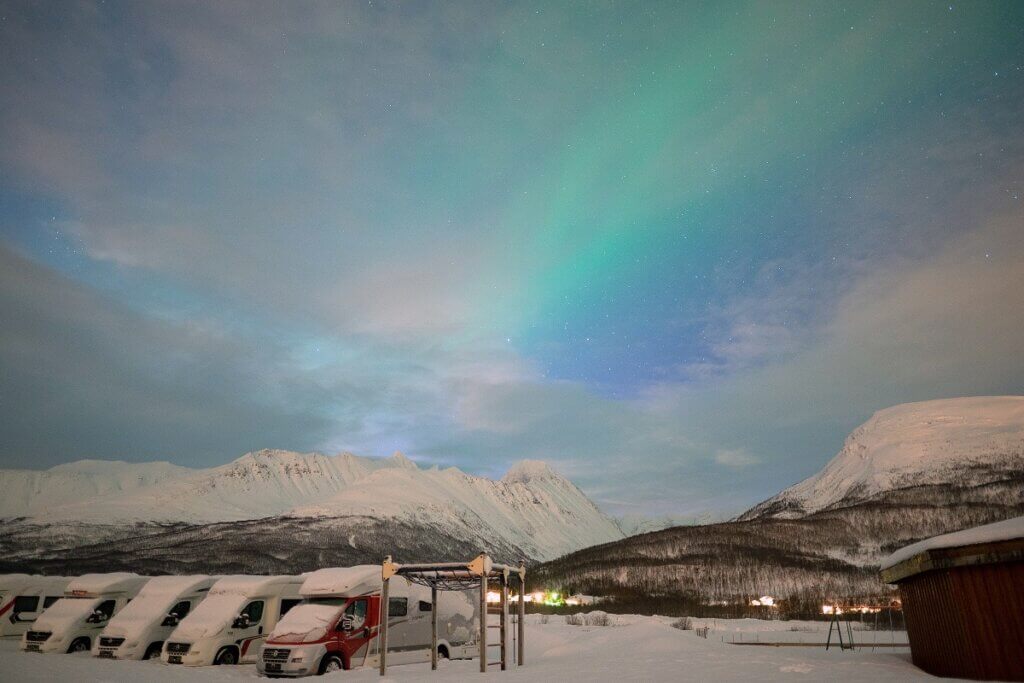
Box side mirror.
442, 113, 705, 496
14, 611, 38, 624
161, 613, 180, 627
86, 610, 109, 624
232, 614, 251, 629
341, 615, 354, 632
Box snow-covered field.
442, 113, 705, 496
689, 616, 910, 646
0, 614, 941, 682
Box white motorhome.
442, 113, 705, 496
93, 575, 216, 660
22, 573, 149, 654
0, 575, 70, 639
162, 575, 303, 666
256, 566, 478, 677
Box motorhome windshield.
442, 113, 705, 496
35, 597, 101, 628
171, 593, 247, 641
105, 593, 178, 632
268, 604, 341, 644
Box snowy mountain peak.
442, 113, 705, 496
740, 396, 1024, 519
0, 449, 622, 561
502, 459, 560, 484
388, 451, 418, 470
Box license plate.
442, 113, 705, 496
266, 663, 282, 672
99, 650, 114, 658
26, 644, 40, 652
168, 655, 182, 664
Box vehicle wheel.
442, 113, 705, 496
214, 647, 239, 665
143, 643, 163, 660
68, 638, 91, 654
437, 645, 449, 659
319, 654, 343, 674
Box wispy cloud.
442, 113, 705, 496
0, 2, 1021, 518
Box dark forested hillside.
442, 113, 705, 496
0, 516, 528, 575
532, 480, 1024, 613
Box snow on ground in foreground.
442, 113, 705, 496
685, 616, 909, 645
0, 615, 942, 682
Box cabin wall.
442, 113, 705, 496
899, 561, 1024, 681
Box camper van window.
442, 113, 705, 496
418, 600, 432, 612
388, 598, 407, 618
43, 596, 60, 608
340, 599, 367, 631
280, 599, 302, 617
87, 600, 116, 623
243, 601, 264, 624
13, 596, 39, 614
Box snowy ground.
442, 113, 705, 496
0, 614, 941, 682
688, 616, 910, 646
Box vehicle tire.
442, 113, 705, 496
143, 642, 163, 660
68, 637, 90, 654
318, 654, 343, 674
214, 647, 239, 665
437, 645, 449, 660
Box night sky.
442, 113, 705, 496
1, 1, 1022, 518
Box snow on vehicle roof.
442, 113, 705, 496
6, 575, 70, 593
300, 566, 381, 597
65, 573, 147, 597
167, 575, 301, 641
34, 596, 104, 632
129, 575, 213, 599
208, 574, 299, 596
0, 574, 32, 586
101, 576, 215, 638
881, 515, 1024, 570
268, 603, 341, 643
167, 591, 248, 642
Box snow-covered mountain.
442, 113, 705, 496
0, 459, 191, 518
740, 396, 1024, 520
0, 450, 623, 562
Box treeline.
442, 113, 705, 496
0, 516, 529, 575
531, 479, 1024, 612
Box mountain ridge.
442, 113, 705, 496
739, 396, 1024, 520
0, 449, 623, 562
533, 396, 1024, 606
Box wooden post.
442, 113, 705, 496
479, 573, 487, 672
379, 575, 390, 675
431, 584, 438, 670
500, 572, 508, 670
517, 566, 525, 667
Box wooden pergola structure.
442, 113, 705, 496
379, 553, 526, 675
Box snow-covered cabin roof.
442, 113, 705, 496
208, 574, 301, 597
130, 575, 214, 599
300, 566, 381, 598
0, 575, 67, 595
880, 515, 1024, 583
10, 575, 70, 593
0, 574, 32, 586
65, 573, 148, 597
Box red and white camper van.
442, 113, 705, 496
256, 566, 478, 677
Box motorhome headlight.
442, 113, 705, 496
288, 646, 314, 663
